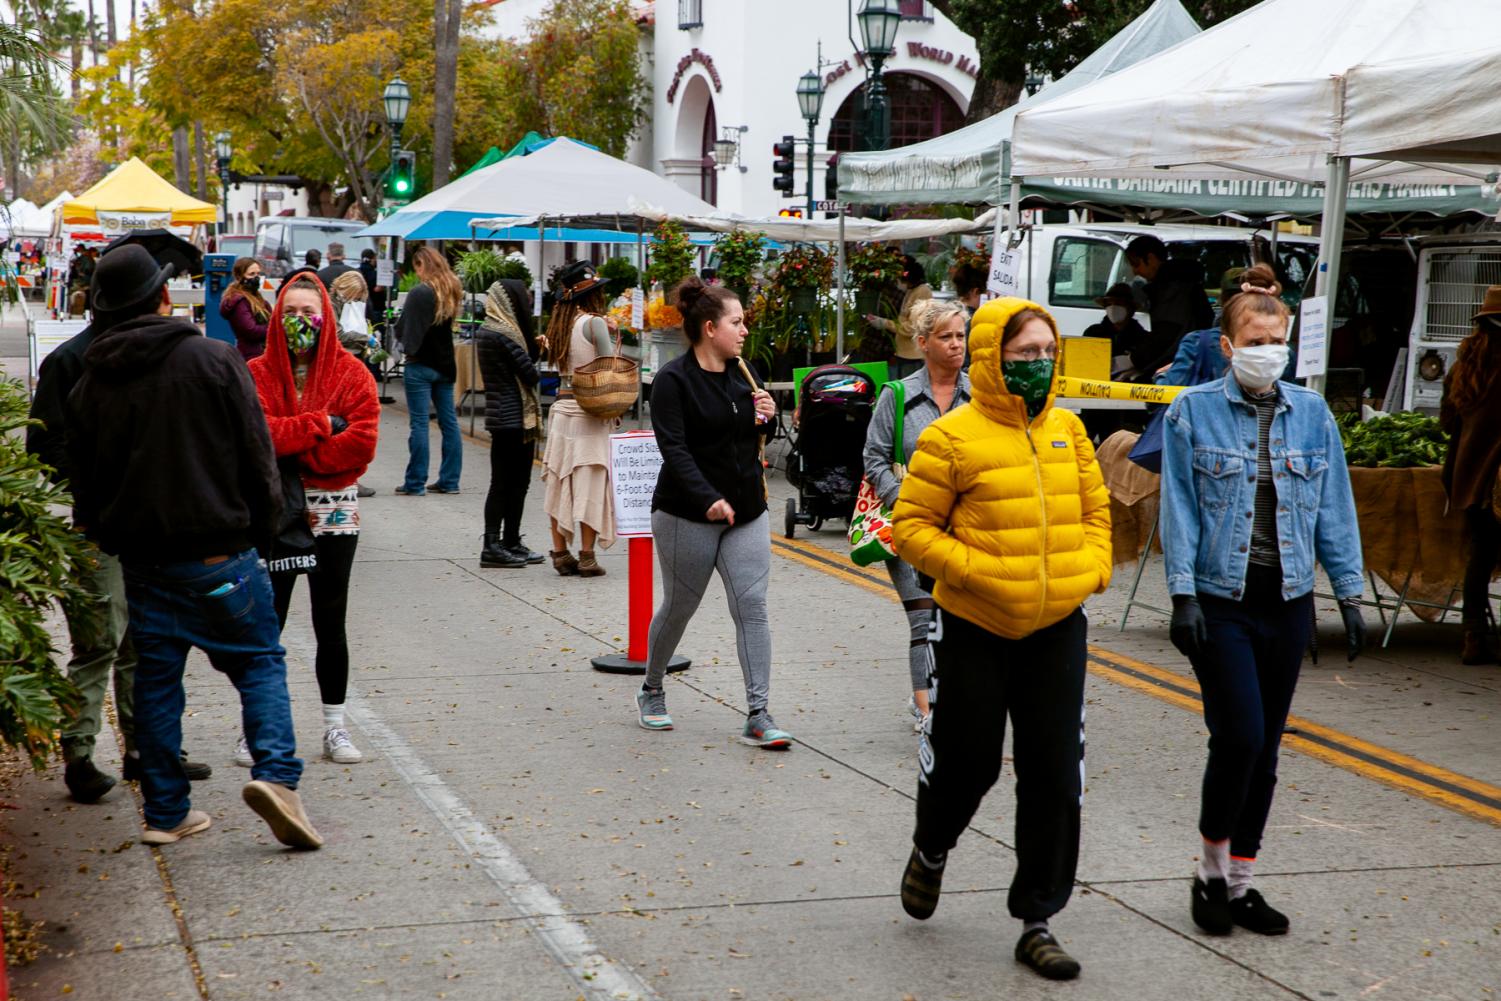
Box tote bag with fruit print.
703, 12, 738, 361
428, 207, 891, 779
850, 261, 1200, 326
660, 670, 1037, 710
848, 380, 906, 567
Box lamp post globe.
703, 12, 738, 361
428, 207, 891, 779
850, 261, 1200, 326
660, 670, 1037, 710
213, 132, 232, 239
713, 137, 738, 168
856, 0, 902, 59
214, 131, 232, 165
383, 77, 411, 141
796, 69, 824, 124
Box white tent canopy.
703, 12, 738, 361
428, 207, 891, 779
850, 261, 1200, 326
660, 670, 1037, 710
472, 207, 996, 243
358, 138, 722, 239
1010, 0, 1501, 183
1, 197, 57, 239
1009, 0, 1501, 390
836, 0, 1202, 205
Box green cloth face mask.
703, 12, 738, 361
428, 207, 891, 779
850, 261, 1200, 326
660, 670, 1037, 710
1002, 358, 1054, 418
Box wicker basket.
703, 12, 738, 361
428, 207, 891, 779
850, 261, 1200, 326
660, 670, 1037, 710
572, 354, 640, 419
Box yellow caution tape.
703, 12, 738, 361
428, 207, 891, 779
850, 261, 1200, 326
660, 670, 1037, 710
1055, 376, 1185, 404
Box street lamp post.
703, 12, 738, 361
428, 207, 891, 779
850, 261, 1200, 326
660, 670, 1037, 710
213, 131, 232, 241
383, 77, 411, 161
856, 0, 901, 151
796, 69, 825, 218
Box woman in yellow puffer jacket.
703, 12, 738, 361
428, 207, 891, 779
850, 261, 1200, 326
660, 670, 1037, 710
891, 297, 1111, 982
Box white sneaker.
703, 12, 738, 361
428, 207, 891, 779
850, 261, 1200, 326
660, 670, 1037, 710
233, 736, 254, 768
323, 727, 363, 764
908, 698, 928, 733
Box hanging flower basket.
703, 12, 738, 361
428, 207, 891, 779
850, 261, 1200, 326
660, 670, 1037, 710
790, 287, 819, 314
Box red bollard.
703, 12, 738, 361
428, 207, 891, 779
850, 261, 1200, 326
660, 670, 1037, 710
591, 537, 690, 675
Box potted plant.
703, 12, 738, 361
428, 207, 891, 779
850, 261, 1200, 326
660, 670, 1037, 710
846, 242, 905, 316
598, 256, 641, 299
645, 220, 697, 303
775, 244, 833, 315
713, 230, 767, 301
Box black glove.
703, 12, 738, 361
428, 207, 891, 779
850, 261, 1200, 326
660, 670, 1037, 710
328, 415, 349, 435
1339, 599, 1365, 662
1170, 595, 1207, 660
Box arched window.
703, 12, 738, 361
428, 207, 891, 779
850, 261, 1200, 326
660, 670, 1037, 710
827, 71, 964, 153
700, 98, 718, 206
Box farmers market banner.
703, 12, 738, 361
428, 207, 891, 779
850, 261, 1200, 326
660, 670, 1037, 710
1017, 176, 1498, 218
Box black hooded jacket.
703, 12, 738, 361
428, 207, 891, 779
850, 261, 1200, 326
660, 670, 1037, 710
66, 313, 282, 562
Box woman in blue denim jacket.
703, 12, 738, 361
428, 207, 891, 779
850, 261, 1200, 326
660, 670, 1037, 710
1159, 264, 1365, 940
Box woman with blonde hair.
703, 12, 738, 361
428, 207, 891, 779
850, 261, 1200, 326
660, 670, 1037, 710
1441, 288, 1501, 663
328, 270, 371, 354
396, 246, 464, 496
862, 298, 970, 731
220, 256, 271, 361
540, 261, 617, 576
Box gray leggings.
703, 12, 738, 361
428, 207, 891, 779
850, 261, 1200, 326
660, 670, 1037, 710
645, 510, 772, 713
886, 557, 934, 692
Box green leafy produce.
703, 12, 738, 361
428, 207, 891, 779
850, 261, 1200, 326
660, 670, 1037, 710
1337, 412, 1449, 468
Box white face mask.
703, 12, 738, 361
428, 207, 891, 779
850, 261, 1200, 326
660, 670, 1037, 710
1230, 343, 1289, 390
1105, 305, 1128, 324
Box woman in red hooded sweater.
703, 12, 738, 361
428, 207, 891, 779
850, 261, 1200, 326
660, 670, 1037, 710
245, 274, 380, 766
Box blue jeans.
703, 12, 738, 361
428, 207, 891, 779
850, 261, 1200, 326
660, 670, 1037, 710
123, 550, 302, 829
403, 362, 462, 493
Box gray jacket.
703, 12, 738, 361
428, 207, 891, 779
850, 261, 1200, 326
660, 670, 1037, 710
862, 365, 971, 508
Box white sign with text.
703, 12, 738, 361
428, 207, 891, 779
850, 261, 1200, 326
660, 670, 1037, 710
1295, 294, 1328, 379
610, 430, 663, 538
630, 287, 644, 330
986, 215, 1025, 297
376, 259, 395, 290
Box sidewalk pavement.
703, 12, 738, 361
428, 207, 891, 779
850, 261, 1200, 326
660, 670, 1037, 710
5, 397, 1498, 1001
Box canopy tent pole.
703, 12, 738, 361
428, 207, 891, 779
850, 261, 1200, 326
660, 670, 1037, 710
1307, 155, 1349, 397
636, 217, 645, 278
535, 217, 547, 317
1008, 177, 1021, 232
835, 208, 847, 360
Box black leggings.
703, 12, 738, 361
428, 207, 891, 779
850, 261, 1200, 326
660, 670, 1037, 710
271, 533, 358, 705
1464, 505, 1500, 624
484, 429, 536, 546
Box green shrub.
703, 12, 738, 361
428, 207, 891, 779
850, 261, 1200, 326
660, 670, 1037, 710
495, 257, 534, 290
645, 220, 697, 294
455, 249, 509, 293
598, 257, 640, 298
0, 380, 84, 769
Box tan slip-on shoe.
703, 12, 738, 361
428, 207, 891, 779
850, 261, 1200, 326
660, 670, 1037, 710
242, 780, 324, 849
141, 809, 212, 845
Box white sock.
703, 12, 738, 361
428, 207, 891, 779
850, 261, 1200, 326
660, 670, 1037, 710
1228, 856, 1255, 900
1197, 837, 1230, 882
1023, 920, 1049, 935
322, 704, 345, 730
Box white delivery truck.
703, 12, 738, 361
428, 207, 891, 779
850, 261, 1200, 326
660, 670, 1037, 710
1002, 221, 1320, 339
1402, 234, 1501, 412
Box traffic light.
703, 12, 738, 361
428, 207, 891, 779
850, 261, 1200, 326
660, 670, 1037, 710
777, 208, 804, 218
387, 149, 416, 200
772, 136, 796, 196
825, 153, 840, 203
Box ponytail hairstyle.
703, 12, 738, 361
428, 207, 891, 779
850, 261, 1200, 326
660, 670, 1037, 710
909, 298, 968, 343
412, 246, 463, 325
1219, 263, 1289, 343
1450, 313, 1501, 410
676, 276, 740, 343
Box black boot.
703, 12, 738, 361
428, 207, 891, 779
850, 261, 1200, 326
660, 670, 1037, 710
481, 533, 526, 568
122, 750, 213, 782
64, 757, 117, 803
505, 535, 545, 565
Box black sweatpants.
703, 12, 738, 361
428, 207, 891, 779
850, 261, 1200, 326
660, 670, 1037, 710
271, 533, 358, 706
1464, 504, 1500, 624
914, 605, 1087, 923
484, 429, 536, 547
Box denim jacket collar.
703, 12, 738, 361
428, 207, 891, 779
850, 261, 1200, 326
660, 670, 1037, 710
1220, 373, 1291, 414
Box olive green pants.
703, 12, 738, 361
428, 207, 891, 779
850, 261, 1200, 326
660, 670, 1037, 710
59, 547, 136, 760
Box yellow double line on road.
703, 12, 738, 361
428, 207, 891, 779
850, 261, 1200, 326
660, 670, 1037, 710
770, 533, 1501, 828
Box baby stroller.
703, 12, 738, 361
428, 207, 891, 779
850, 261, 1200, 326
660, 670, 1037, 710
784, 365, 878, 538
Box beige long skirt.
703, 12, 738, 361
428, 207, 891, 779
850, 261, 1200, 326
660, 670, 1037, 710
541, 399, 617, 549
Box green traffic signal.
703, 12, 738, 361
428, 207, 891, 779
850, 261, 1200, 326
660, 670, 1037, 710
387, 149, 416, 200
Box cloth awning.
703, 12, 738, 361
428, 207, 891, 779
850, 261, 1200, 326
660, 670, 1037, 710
837, 0, 1202, 205
359, 138, 720, 241
58, 158, 218, 227
1010, 0, 1501, 185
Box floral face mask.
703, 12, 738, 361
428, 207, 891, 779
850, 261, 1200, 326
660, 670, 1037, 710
284, 313, 322, 354
1002, 358, 1054, 419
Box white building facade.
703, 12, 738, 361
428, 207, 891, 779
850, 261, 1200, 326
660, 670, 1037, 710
651, 0, 978, 218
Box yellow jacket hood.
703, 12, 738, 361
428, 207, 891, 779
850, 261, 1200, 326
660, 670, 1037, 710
966, 296, 1062, 427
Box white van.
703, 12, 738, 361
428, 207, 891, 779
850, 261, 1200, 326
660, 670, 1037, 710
1402, 234, 1501, 411
1005, 221, 1321, 339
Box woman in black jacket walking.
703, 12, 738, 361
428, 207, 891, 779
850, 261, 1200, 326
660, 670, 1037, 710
634, 278, 791, 749
475, 279, 544, 568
